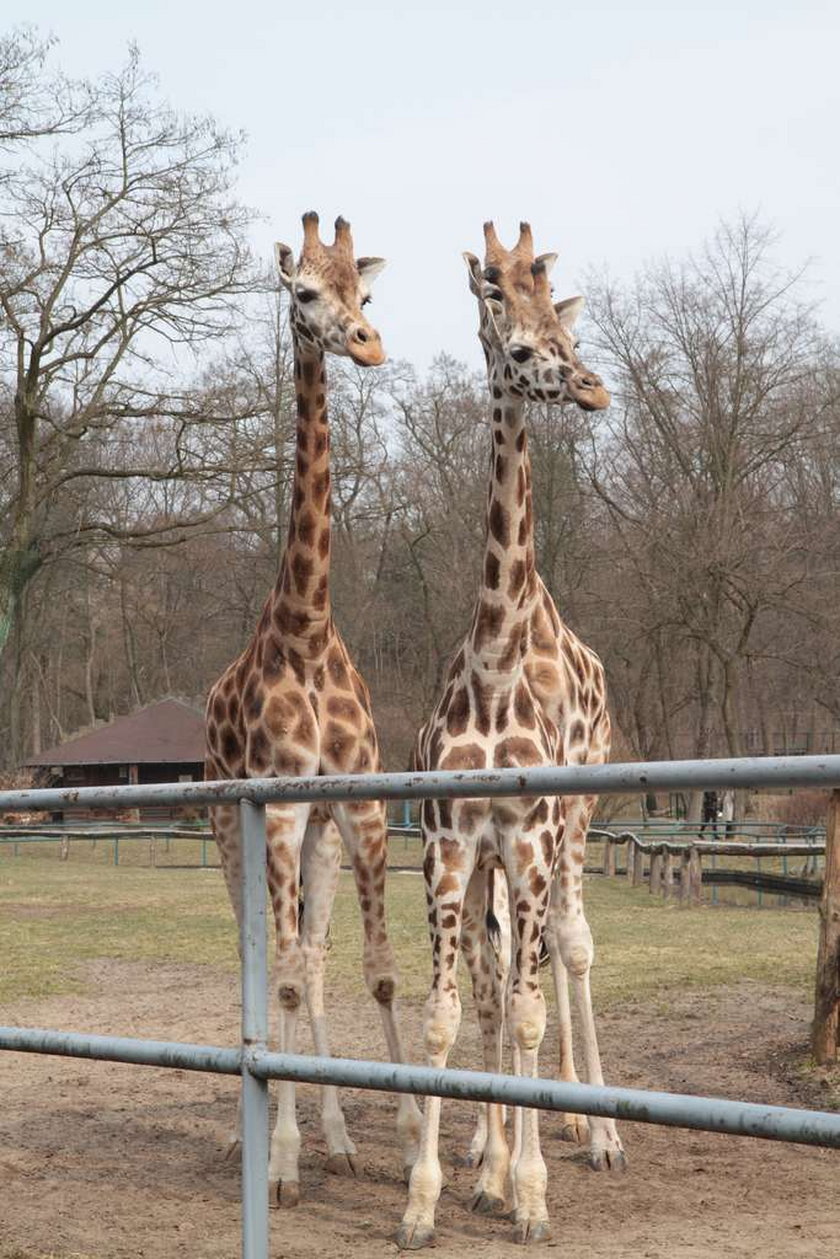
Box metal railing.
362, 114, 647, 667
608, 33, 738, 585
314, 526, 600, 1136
2, 753, 840, 1259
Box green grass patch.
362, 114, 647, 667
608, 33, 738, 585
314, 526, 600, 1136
0, 855, 820, 1008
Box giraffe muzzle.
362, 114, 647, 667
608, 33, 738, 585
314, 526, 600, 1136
566, 374, 610, 412
347, 326, 386, 367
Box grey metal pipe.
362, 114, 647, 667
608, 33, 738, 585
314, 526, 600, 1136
239, 800, 270, 1259
0, 1026, 241, 1074
4, 1025, 839, 1150
247, 1051, 840, 1149
4, 754, 840, 814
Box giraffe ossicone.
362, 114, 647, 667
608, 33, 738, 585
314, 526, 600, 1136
397, 221, 624, 1251
206, 211, 420, 1211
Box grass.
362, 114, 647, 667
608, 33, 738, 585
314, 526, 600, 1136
0, 852, 820, 1009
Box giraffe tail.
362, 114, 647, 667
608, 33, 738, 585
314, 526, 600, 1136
485, 868, 503, 960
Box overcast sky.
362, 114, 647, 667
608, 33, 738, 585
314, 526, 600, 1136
30, 0, 840, 371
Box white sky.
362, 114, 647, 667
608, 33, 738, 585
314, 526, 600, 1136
29, 0, 840, 371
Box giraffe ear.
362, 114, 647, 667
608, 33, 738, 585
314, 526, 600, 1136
554, 295, 585, 329
463, 251, 483, 297
535, 252, 558, 276
274, 242, 296, 289
356, 256, 386, 286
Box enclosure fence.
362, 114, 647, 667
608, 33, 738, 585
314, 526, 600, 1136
2, 755, 840, 1259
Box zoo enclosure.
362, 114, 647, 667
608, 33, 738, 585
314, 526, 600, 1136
1, 754, 840, 1259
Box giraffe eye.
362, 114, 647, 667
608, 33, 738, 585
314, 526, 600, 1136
573, 340, 581, 351
296, 288, 318, 304
361, 294, 371, 307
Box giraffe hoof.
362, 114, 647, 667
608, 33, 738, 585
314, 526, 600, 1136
559, 1115, 589, 1145
269, 1178, 300, 1209
325, 1152, 360, 1178
513, 1218, 552, 1245
588, 1146, 627, 1173
396, 1220, 435, 1250
470, 1190, 506, 1216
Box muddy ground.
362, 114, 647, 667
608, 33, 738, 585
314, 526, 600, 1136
1, 962, 838, 1258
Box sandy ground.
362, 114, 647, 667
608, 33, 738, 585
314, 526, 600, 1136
1, 961, 838, 1259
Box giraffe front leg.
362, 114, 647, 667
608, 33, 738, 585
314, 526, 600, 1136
550, 888, 626, 1173
507, 990, 551, 1245
397, 842, 471, 1250
300, 816, 358, 1176
334, 800, 422, 1180
265, 803, 309, 1207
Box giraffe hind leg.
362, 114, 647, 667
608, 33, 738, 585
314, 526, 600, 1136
300, 814, 359, 1176
461, 867, 510, 1215
333, 799, 422, 1180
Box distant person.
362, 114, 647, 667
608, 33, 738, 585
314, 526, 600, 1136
721, 788, 735, 838
699, 790, 719, 838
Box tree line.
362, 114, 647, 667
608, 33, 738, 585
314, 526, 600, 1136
2, 32, 839, 801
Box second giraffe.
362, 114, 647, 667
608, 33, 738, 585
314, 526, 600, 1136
398, 221, 625, 1249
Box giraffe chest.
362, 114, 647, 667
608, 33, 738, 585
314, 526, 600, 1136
419, 663, 559, 769
207, 632, 379, 781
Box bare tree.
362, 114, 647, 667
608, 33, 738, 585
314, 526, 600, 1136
587, 215, 829, 814
0, 45, 257, 755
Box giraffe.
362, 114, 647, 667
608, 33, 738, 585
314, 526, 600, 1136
397, 221, 624, 1250
205, 211, 420, 1208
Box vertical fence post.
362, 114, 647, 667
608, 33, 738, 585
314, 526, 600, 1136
625, 838, 635, 883
649, 848, 662, 896
663, 848, 675, 899
688, 845, 702, 904
679, 849, 691, 904
813, 788, 840, 1065
603, 838, 616, 877
240, 798, 270, 1259
633, 841, 645, 887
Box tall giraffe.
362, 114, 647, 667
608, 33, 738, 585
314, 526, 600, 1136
397, 222, 623, 1250
206, 212, 420, 1207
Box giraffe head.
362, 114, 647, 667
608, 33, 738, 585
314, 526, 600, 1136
275, 212, 386, 366
464, 221, 609, 411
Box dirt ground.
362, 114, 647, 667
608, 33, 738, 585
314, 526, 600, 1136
1, 962, 838, 1259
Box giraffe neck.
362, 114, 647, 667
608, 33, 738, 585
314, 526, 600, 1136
270, 340, 332, 636
468, 382, 537, 670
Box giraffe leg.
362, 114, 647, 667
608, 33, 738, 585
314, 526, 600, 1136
460, 869, 510, 1213
333, 800, 422, 1180
299, 815, 358, 1175
397, 839, 472, 1250
265, 802, 311, 1208
208, 798, 245, 1157
549, 793, 625, 1172
543, 920, 588, 1145
504, 845, 552, 1246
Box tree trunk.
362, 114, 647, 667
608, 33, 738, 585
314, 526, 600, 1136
687, 646, 718, 823
813, 789, 840, 1064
